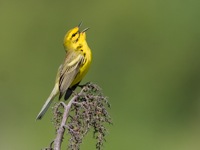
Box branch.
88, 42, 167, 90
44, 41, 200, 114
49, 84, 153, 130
42, 83, 112, 150
54, 89, 85, 150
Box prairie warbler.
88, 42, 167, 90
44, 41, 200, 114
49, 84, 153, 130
36, 22, 92, 120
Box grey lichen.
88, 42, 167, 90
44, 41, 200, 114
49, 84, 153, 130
52, 83, 112, 150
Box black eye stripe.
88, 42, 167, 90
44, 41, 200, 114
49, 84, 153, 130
72, 33, 77, 37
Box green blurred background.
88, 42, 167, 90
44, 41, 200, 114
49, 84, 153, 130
1, 0, 200, 149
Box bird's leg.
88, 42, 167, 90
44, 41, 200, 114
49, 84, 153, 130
78, 82, 91, 88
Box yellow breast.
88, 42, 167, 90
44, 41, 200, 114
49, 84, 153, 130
70, 43, 92, 87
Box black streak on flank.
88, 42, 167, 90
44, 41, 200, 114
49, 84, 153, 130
77, 44, 83, 50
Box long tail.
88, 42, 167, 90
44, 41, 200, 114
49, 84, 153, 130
36, 84, 59, 120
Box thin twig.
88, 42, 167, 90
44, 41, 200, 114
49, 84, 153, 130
54, 89, 85, 150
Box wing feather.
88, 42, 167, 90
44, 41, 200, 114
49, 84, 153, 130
59, 50, 84, 99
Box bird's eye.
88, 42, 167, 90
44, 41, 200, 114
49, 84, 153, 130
72, 33, 77, 37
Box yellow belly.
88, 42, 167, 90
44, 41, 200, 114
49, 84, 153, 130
70, 49, 92, 87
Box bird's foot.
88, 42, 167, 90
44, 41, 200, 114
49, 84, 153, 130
78, 82, 91, 88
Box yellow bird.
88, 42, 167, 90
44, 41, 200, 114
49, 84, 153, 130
36, 22, 92, 120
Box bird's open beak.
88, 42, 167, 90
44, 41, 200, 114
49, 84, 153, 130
81, 27, 90, 33
78, 21, 83, 28
78, 21, 89, 32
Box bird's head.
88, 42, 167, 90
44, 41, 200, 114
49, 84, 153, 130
63, 22, 89, 50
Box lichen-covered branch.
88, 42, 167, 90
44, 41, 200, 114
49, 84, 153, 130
53, 100, 76, 149
43, 83, 112, 150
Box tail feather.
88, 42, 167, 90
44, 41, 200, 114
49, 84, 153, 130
64, 82, 79, 100
36, 84, 59, 120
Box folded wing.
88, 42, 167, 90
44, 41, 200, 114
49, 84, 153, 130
59, 50, 84, 99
